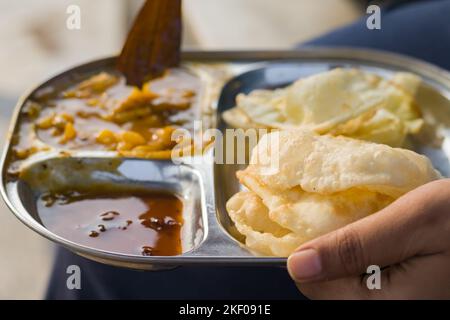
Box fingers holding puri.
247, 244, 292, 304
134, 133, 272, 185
295, 252, 450, 299
288, 179, 450, 284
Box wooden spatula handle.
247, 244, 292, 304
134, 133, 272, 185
117, 0, 182, 87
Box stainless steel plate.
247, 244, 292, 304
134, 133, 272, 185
2, 48, 450, 270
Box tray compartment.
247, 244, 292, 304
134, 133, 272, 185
214, 61, 450, 251
8, 157, 205, 262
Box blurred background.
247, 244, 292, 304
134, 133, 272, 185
0, 0, 367, 299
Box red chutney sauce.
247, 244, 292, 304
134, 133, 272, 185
37, 190, 183, 256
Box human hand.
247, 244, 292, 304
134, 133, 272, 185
287, 179, 450, 299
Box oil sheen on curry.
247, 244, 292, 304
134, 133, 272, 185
8, 69, 200, 174
37, 190, 183, 256
7, 68, 199, 256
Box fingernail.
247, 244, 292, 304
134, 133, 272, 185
288, 249, 322, 282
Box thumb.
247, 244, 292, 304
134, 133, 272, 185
287, 179, 450, 283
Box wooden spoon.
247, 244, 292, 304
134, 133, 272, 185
117, 0, 182, 87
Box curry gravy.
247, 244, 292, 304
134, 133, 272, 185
37, 190, 183, 256
8, 69, 200, 176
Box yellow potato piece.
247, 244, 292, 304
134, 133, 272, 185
36, 114, 55, 130
96, 129, 117, 145
64, 72, 119, 99
59, 122, 76, 143
117, 131, 146, 147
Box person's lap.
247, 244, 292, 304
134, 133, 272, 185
46, 0, 450, 299
46, 249, 300, 299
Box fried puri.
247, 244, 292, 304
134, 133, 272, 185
226, 130, 441, 256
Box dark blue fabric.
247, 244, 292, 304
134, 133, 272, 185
46, 0, 450, 299
45, 249, 300, 299
303, 0, 450, 71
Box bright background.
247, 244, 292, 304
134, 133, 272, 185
0, 0, 364, 299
